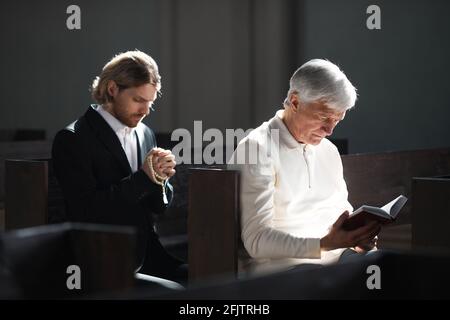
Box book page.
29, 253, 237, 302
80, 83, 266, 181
381, 195, 408, 219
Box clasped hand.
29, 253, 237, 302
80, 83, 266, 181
142, 147, 176, 184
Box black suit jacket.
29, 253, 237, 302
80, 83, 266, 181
52, 105, 174, 271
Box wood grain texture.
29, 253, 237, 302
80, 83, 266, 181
188, 168, 240, 281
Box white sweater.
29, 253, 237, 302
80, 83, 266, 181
229, 110, 353, 276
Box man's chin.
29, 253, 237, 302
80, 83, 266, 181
126, 118, 143, 128
309, 135, 324, 145
124, 122, 138, 128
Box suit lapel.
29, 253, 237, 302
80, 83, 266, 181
85, 105, 132, 174
135, 130, 142, 169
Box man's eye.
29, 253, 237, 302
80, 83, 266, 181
318, 115, 340, 123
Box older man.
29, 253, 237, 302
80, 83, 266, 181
230, 59, 380, 275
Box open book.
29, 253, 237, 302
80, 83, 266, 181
342, 195, 408, 231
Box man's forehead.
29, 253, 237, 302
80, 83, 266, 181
309, 101, 345, 117
131, 84, 157, 101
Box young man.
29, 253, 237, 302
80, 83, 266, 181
52, 50, 186, 283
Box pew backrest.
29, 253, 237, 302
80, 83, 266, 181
1, 222, 135, 298
188, 147, 450, 281
4, 158, 65, 230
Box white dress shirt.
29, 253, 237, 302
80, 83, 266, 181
96, 105, 138, 172
229, 110, 353, 276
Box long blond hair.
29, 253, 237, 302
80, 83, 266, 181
91, 50, 161, 104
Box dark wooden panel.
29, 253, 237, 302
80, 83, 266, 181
412, 176, 450, 250
342, 148, 450, 225
0, 140, 52, 203
188, 168, 240, 282
0, 129, 46, 142
70, 226, 136, 294
149, 251, 450, 300
5, 159, 48, 230
2, 223, 135, 298
4, 158, 66, 230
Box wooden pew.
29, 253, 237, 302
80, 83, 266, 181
188, 148, 450, 282
343, 148, 450, 224
0, 129, 46, 142
1, 222, 136, 299
188, 168, 239, 281
0, 140, 52, 230
155, 250, 450, 299
4, 158, 65, 230
342, 148, 450, 250
412, 175, 450, 250
3, 158, 189, 263
0, 141, 52, 201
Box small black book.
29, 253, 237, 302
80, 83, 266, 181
342, 195, 408, 231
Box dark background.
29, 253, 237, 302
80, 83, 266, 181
1, 0, 449, 154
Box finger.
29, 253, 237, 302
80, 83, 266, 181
354, 246, 368, 253
158, 160, 177, 167
160, 164, 176, 172
155, 155, 175, 165
157, 157, 175, 165
152, 156, 160, 167
148, 148, 159, 157
356, 227, 380, 244
350, 221, 379, 239
159, 154, 175, 162
156, 148, 171, 156
153, 162, 169, 175
163, 168, 176, 177
148, 147, 168, 160
333, 211, 350, 228
154, 170, 169, 179
356, 235, 378, 247
356, 237, 374, 248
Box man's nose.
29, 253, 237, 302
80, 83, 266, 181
322, 123, 335, 136
141, 103, 151, 115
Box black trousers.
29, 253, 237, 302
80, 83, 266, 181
138, 233, 188, 285
338, 248, 378, 263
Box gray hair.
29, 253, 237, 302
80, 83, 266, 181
285, 59, 357, 111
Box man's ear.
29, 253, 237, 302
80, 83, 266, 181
290, 93, 300, 112
107, 80, 119, 99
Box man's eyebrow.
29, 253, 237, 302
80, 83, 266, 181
135, 95, 153, 102
318, 111, 345, 120
318, 111, 340, 116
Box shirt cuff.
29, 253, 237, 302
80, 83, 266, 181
300, 238, 321, 259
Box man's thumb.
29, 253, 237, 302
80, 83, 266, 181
333, 211, 349, 228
